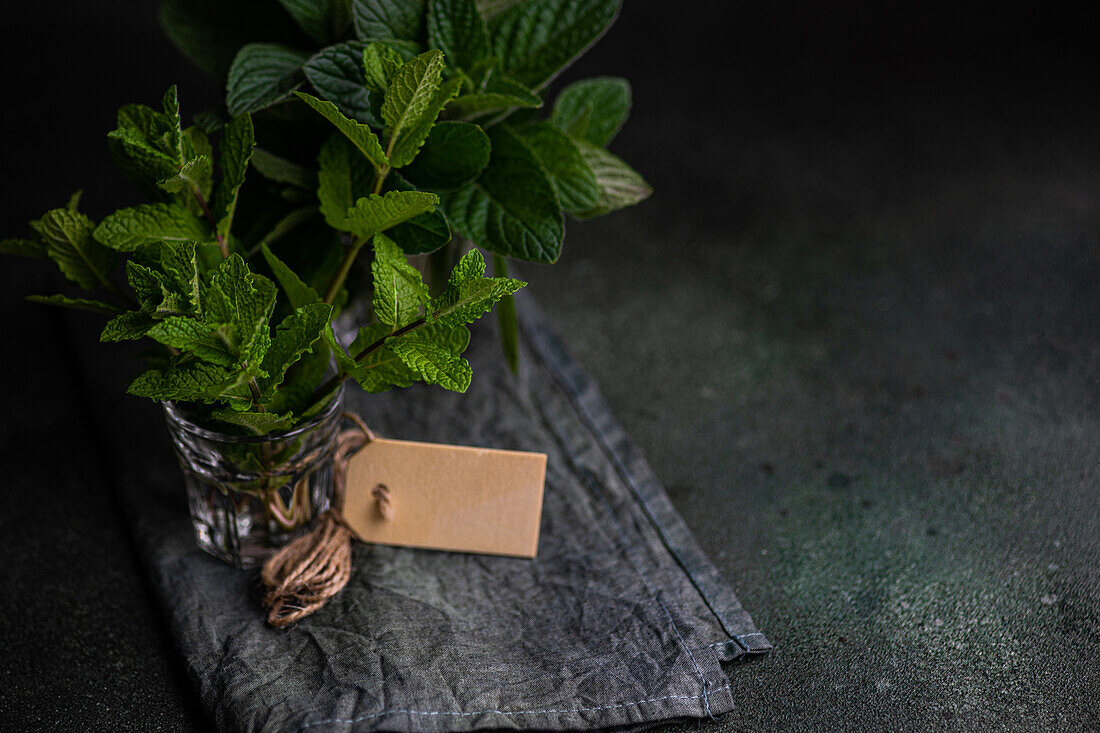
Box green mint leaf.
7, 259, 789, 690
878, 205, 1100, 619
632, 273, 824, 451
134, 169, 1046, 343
371, 232, 428, 327
25, 294, 123, 315
439, 125, 563, 263
94, 203, 210, 252
490, 0, 619, 89
1, 238, 47, 261
227, 43, 309, 115
107, 127, 178, 192
342, 190, 440, 241
146, 317, 239, 367
388, 76, 462, 168
162, 85, 184, 164
516, 121, 599, 212
297, 91, 389, 171
131, 241, 201, 317
550, 76, 631, 146
212, 114, 256, 241
379, 173, 452, 254
261, 243, 322, 308
304, 41, 379, 125
573, 141, 651, 218
181, 127, 215, 201
449, 74, 542, 117
127, 361, 240, 403
381, 49, 446, 151
428, 0, 492, 71
101, 310, 158, 342
317, 134, 375, 230
251, 148, 318, 190
352, 0, 426, 42
362, 41, 407, 93
276, 0, 352, 45
416, 318, 471, 355
429, 247, 525, 326
389, 334, 472, 392
31, 207, 116, 291
116, 102, 168, 139
326, 324, 414, 393
259, 302, 334, 396
158, 155, 212, 195
210, 408, 296, 435
66, 191, 83, 210
203, 254, 277, 361
402, 121, 490, 190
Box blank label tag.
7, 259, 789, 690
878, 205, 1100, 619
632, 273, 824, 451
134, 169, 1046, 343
342, 438, 547, 558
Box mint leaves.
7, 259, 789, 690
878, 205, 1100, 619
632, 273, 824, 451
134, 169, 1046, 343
7, 85, 527, 434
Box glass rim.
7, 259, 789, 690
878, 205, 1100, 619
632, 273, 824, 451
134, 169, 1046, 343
161, 382, 345, 444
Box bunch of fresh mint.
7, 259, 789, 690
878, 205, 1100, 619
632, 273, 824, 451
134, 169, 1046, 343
159, 0, 650, 365
2, 84, 523, 434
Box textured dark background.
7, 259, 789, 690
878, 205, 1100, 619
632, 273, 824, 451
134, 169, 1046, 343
2, 1, 1098, 730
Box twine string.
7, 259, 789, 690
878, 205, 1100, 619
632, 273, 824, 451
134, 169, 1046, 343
261, 412, 387, 628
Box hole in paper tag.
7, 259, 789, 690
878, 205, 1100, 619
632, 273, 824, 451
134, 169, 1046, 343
342, 438, 547, 558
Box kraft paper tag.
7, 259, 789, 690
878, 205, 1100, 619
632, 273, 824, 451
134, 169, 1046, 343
342, 438, 547, 558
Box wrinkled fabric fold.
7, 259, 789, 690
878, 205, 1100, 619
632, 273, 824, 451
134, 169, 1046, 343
125, 295, 769, 732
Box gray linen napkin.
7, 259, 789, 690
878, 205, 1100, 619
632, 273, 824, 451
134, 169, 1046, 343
125, 296, 769, 732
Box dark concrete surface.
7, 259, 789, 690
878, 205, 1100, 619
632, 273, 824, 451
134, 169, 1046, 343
2, 2, 1099, 730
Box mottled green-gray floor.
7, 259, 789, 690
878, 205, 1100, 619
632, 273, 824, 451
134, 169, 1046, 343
530, 90, 1100, 729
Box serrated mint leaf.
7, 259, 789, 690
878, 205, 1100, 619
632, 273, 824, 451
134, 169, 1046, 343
362, 41, 406, 93
389, 335, 472, 391
101, 310, 158, 342
550, 76, 630, 146
192, 109, 224, 134
517, 121, 599, 212
26, 294, 124, 315
251, 148, 317, 190
573, 141, 651, 218
304, 41, 379, 125
353, 0, 426, 42
158, 155, 212, 195
326, 323, 414, 393
203, 255, 277, 360
371, 233, 428, 327
182, 126, 215, 200
261, 243, 322, 309
0, 238, 47, 260
428, 0, 491, 71
162, 86, 184, 164
343, 190, 440, 241
317, 134, 375, 229
146, 317, 238, 367
211, 408, 296, 435
449, 74, 542, 117
429, 247, 525, 326
490, 0, 619, 89
31, 208, 116, 291
380, 173, 452, 254
389, 76, 461, 168
417, 319, 471, 355
297, 91, 389, 171
259, 302, 334, 395
127, 361, 239, 403
402, 121, 490, 190
107, 127, 179, 191
381, 49, 445, 149
439, 125, 563, 263
277, 0, 352, 45
130, 242, 201, 317
94, 203, 210, 252
212, 114, 255, 241
227, 43, 310, 115
116, 102, 167, 139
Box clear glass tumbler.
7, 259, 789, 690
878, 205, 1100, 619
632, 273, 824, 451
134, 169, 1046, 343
162, 389, 344, 568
